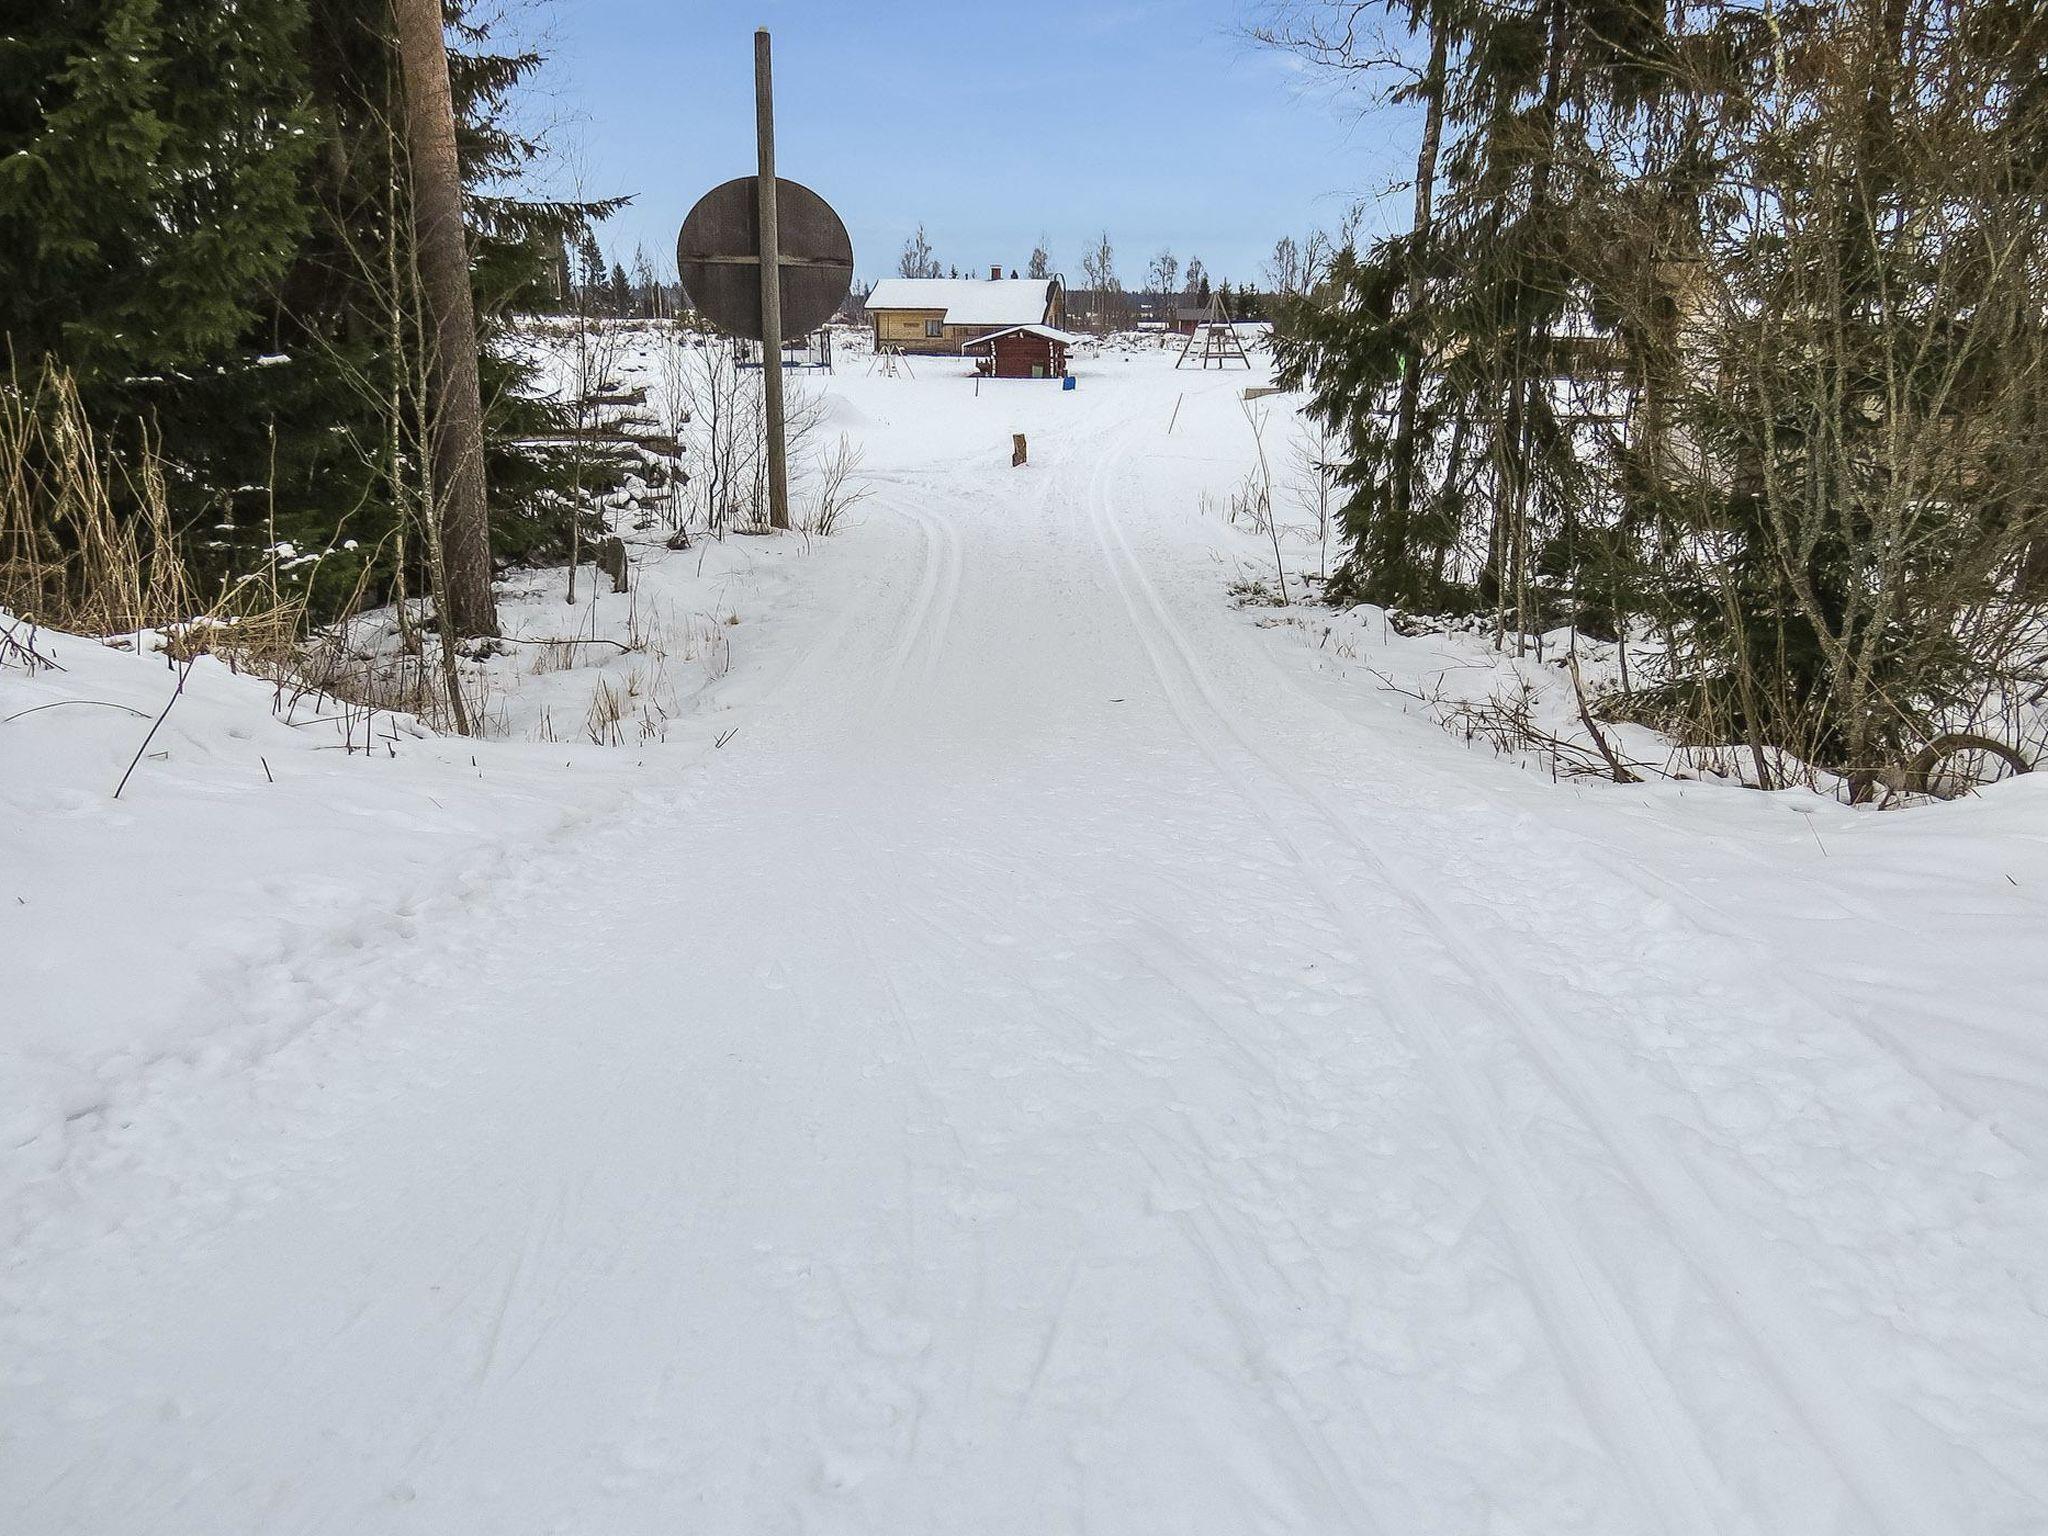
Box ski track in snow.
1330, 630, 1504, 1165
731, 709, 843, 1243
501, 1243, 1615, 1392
4, 352, 2046, 1535
1082, 404, 1966, 1536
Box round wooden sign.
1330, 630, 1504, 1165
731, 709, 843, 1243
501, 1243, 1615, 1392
676, 176, 853, 341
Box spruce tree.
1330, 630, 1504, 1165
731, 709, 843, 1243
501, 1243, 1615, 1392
1269, 0, 2048, 785
2, 0, 625, 622
244, 0, 623, 611
0, 0, 314, 384
578, 231, 608, 305
1275, 0, 1670, 624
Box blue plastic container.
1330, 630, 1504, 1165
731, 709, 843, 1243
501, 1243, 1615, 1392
1062, 375, 1077, 391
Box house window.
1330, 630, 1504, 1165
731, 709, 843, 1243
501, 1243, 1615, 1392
925, 318, 943, 338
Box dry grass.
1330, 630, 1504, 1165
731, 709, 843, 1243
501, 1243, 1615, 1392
274, 613, 505, 745
584, 677, 625, 745
2, 368, 196, 639
1, 362, 498, 740
802, 435, 871, 538
1, 363, 324, 671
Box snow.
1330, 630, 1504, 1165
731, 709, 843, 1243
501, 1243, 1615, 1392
958, 321, 1080, 350
4, 333, 2047, 1535
0, 520, 822, 1164
863, 277, 1056, 328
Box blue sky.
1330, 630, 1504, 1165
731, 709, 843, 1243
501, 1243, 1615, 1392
537, 0, 1418, 289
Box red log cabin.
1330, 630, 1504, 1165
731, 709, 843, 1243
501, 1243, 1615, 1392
960, 323, 1077, 380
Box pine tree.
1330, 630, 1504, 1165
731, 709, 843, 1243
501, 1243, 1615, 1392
396, 0, 496, 639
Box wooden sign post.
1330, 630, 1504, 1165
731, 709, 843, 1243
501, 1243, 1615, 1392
675, 34, 851, 536
753, 29, 789, 532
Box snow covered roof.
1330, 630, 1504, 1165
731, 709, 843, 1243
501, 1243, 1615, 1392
958, 324, 1079, 351
866, 278, 1056, 328
864, 278, 980, 313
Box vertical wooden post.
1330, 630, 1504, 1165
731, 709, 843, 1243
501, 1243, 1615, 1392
754, 28, 790, 531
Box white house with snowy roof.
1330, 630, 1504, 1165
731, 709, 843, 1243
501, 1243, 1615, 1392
865, 269, 1067, 355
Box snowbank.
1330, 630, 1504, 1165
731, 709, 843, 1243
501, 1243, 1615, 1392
0, 513, 842, 1187
1, 628, 603, 1161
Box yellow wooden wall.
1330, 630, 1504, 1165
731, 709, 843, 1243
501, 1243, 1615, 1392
871, 309, 949, 351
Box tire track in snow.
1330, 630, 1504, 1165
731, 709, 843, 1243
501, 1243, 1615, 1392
1082, 411, 1964, 1536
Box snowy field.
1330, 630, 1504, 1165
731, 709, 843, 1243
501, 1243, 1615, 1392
5, 334, 2048, 1535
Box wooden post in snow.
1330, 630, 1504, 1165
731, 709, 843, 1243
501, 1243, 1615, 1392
755, 29, 791, 531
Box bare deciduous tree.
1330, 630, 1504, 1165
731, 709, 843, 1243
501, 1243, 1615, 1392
1081, 231, 1120, 329
898, 225, 941, 279
1147, 249, 1180, 298
1265, 234, 1303, 296
655, 327, 822, 542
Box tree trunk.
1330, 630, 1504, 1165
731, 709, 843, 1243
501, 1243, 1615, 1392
2018, 532, 2048, 600
393, 0, 498, 639
1381, 13, 1450, 599
1499, 0, 1570, 652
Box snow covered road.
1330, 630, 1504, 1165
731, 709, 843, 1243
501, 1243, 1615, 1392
6, 356, 2048, 1534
